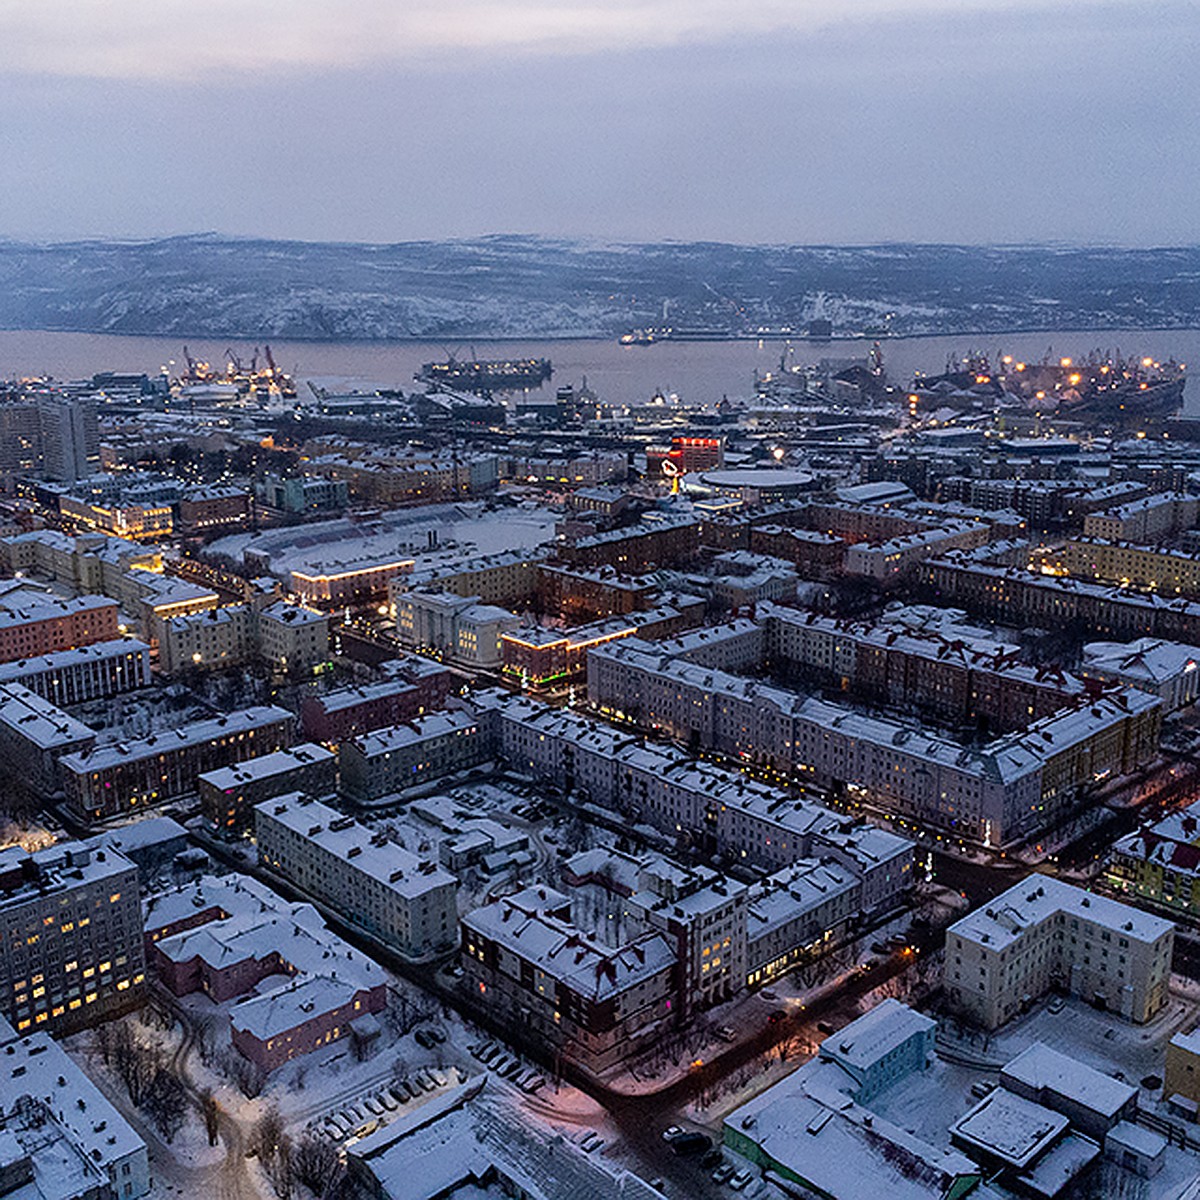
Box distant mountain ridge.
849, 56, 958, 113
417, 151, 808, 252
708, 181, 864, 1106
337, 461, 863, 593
0, 234, 1198, 341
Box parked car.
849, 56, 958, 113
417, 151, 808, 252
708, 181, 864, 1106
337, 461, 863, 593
671, 1132, 712, 1157
712, 1163, 735, 1184
1047, 996, 1066, 1014
729, 1168, 754, 1191
414, 1029, 437, 1049
662, 1125, 684, 1142
715, 1026, 736, 1043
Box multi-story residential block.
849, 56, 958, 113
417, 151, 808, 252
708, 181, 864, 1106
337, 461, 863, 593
198, 743, 337, 834
256, 795, 457, 958
0, 638, 150, 706
1106, 797, 1200, 917
1083, 491, 1199, 543
623, 863, 748, 1015
0, 683, 95, 799
557, 516, 699, 573
1069, 537, 1200, 599
843, 520, 989, 583
536, 563, 661, 620
60, 706, 294, 821
36, 394, 99, 484
1165, 1027, 1200, 1111
764, 604, 1085, 733
392, 549, 544, 608
256, 600, 329, 673
0, 1027, 150, 1198
338, 709, 491, 803
588, 637, 1162, 848
176, 485, 252, 536
392, 589, 519, 670
1082, 637, 1200, 711
744, 858, 861, 989
0, 841, 145, 1035
158, 600, 328, 676
461, 885, 677, 1072
0, 595, 119, 663
483, 692, 915, 904
922, 550, 1200, 646
299, 660, 453, 743
748, 524, 846, 578
945, 877, 1173, 1029
158, 604, 255, 673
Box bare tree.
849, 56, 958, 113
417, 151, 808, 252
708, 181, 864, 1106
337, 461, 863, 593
251, 1106, 285, 1164
293, 1133, 344, 1198
111, 1024, 161, 1107
143, 1069, 188, 1143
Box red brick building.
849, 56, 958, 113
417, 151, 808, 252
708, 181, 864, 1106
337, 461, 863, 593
0, 595, 119, 664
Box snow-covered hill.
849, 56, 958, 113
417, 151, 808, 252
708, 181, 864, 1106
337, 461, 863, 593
0, 234, 1197, 340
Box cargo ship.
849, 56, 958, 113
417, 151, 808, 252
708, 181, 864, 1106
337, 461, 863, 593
416, 355, 552, 393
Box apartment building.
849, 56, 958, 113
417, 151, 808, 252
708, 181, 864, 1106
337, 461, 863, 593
256, 795, 457, 959
1064, 538, 1200, 597
1106, 797, 1200, 918
257, 600, 329, 673
0, 841, 145, 1035
338, 709, 491, 803
1083, 492, 1199, 543
0, 1028, 149, 1199
0, 595, 119, 663
176, 485, 252, 536
764, 604, 1084, 732
461, 885, 677, 1072
587, 638, 1161, 848
536, 563, 661, 620
556, 516, 699, 572
0, 683, 96, 799
391, 549, 543, 608
0, 638, 150, 706
300, 662, 453, 743
945, 877, 1173, 1029
60, 706, 294, 821
199, 743, 337, 835
922, 553, 1200, 646
483, 691, 915, 905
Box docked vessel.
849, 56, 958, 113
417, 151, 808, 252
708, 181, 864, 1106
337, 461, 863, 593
415, 355, 552, 393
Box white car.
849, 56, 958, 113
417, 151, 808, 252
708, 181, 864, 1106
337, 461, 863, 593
729, 1168, 754, 1191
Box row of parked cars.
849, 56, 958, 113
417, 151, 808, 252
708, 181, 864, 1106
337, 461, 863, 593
661, 1127, 755, 1190
316, 1065, 466, 1143
468, 1040, 548, 1094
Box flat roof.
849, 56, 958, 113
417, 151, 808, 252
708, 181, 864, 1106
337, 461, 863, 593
0, 683, 94, 751
60, 705, 292, 772
256, 794, 456, 899
952, 1088, 1068, 1169
1002, 1042, 1136, 1117
949, 876, 1173, 952
198, 743, 334, 791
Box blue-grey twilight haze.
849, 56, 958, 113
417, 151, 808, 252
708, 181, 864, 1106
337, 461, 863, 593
1, 0, 1195, 246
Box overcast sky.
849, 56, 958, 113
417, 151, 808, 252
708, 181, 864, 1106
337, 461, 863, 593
2, 0, 1196, 246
